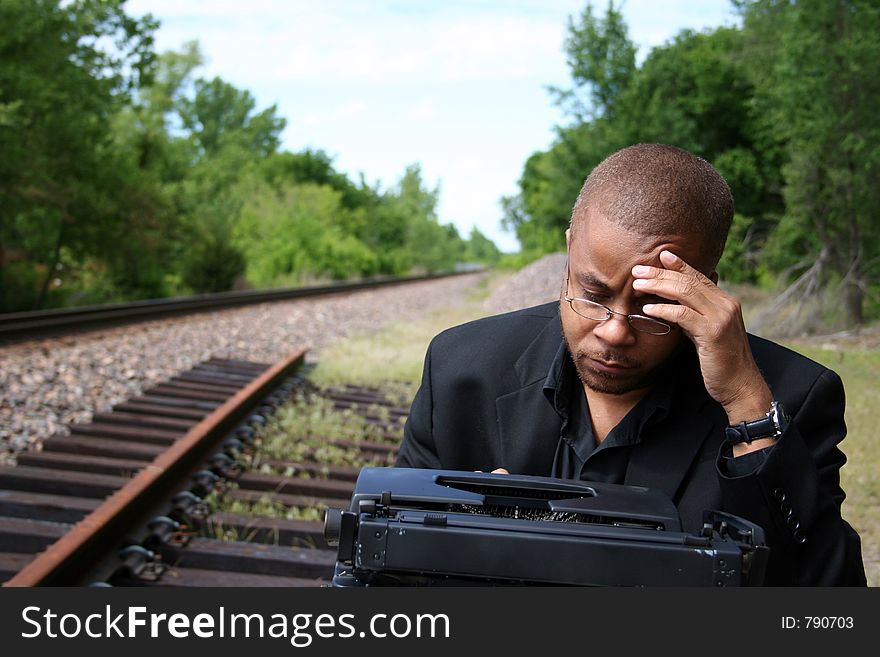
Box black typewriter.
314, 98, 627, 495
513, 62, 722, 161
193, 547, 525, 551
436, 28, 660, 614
323, 467, 769, 587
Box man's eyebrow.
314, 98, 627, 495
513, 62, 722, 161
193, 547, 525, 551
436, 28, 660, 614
575, 271, 611, 292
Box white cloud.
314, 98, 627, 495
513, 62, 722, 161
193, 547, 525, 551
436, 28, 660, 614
408, 98, 436, 121
334, 100, 369, 119
126, 0, 741, 252
130, 1, 568, 85
300, 99, 369, 128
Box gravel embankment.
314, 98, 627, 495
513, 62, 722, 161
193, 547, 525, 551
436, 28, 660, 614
0, 273, 486, 465
483, 252, 566, 314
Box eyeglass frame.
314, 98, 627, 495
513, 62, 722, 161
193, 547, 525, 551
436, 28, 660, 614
563, 257, 673, 336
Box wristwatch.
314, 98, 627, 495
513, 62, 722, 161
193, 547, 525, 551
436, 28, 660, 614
724, 401, 790, 445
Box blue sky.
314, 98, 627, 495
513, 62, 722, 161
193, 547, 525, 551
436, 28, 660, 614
127, 1, 741, 252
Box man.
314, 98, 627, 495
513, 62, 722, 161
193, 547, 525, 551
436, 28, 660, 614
396, 143, 866, 586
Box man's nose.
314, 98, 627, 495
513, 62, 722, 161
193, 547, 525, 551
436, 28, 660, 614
591, 313, 637, 346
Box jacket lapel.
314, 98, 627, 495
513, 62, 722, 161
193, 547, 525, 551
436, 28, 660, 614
495, 310, 564, 475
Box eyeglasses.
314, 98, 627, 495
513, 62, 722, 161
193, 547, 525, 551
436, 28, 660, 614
564, 261, 672, 336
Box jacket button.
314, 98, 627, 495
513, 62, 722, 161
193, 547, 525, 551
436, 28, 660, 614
787, 518, 800, 531
793, 529, 806, 545
773, 488, 786, 503
780, 501, 792, 514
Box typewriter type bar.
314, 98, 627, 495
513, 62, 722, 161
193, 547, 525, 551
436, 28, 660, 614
324, 468, 769, 587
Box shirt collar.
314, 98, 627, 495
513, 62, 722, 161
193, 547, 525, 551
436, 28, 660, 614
542, 339, 572, 419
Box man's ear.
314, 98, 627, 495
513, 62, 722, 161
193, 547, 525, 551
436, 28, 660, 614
710, 271, 719, 285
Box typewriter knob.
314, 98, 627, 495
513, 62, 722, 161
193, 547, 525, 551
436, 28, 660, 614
324, 507, 343, 546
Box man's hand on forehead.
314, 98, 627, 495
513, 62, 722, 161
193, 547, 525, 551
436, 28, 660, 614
629, 251, 774, 449
631, 251, 721, 330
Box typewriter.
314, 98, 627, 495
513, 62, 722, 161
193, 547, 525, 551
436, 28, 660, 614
324, 467, 769, 587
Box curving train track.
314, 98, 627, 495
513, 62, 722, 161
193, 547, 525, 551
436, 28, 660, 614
0, 270, 477, 343
0, 271, 486, 586
0, 349, 408, 587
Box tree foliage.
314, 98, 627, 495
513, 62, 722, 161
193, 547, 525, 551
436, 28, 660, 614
0, 0, 158, 309
505, 0, 880, 327
549, 1, 636, 120
0, 2, 492, 311
751, 0, 880, 325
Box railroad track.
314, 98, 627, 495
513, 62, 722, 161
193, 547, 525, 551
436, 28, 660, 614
0, 269, 478, 342
0, 350, 406, 587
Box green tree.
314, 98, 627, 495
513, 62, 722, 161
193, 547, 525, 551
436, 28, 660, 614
116, 41, 204, 181
549, 0, 636, 121
0, 0, 157, 310
464, 227, 502, 265
505, 1, 636, 255
259, 149, 382, 249
744, 0, 880, 325
163, 67, 287, 292
180, 77, 286, 159
98, 44, 206, 301
614, 27, 781, 282
233, 179, 377, 285
505, 2, 785, 285
383, 165, 466, 273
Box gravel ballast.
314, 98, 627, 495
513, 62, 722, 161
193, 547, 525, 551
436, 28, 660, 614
483, 252, 566, 314
0, 273, 490, 465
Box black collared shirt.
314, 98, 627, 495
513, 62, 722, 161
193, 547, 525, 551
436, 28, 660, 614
542, 340, 771, 483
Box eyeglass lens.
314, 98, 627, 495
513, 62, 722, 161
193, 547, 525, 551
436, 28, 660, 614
568, 298, 670, 334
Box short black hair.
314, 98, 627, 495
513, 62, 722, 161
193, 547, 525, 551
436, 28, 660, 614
571, 143, 734, 267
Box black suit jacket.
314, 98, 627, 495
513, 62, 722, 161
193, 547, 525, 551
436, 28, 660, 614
396, 302, 866, 586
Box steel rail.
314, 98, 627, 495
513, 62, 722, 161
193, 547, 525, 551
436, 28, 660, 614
3, 347, 307, 587
0, 270, 480, 342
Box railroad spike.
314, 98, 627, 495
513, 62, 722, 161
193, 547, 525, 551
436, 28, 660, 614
191, 469, 221, 497
117, 545, 167, 582
144, 516, 191, 549
209, 451, 242, 479
247, 414, 267, 427
234, 425, 256, 444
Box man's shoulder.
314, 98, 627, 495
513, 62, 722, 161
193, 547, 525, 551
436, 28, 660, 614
418, 302, 561, 392
747, 333, 840, 390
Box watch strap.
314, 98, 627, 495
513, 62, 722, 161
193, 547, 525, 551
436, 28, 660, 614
725, 401, 788, 445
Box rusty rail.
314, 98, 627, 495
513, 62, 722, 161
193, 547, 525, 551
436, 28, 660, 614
3, 348, 307, 586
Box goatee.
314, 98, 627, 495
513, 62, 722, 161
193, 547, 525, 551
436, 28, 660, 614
563, 335, 653, 396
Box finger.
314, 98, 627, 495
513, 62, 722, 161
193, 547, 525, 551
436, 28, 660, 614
641, 301, 707, 336
633, 274, 712, 309
491, 468, 510, 474
658, 250, 710, 281
632, 252, 712, 286
632, 254, 714, 308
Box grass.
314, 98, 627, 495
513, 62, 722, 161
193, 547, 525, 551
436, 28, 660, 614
782, 343, 880, 586
256, 395, 401, 466
306, 272, 501, 392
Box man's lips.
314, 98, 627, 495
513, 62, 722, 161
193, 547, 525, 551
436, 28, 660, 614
586, 357, 635, 374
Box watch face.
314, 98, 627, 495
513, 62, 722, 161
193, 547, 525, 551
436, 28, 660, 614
771, 402, 789, 432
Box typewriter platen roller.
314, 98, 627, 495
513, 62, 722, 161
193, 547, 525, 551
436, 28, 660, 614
324, 467, 769, 586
